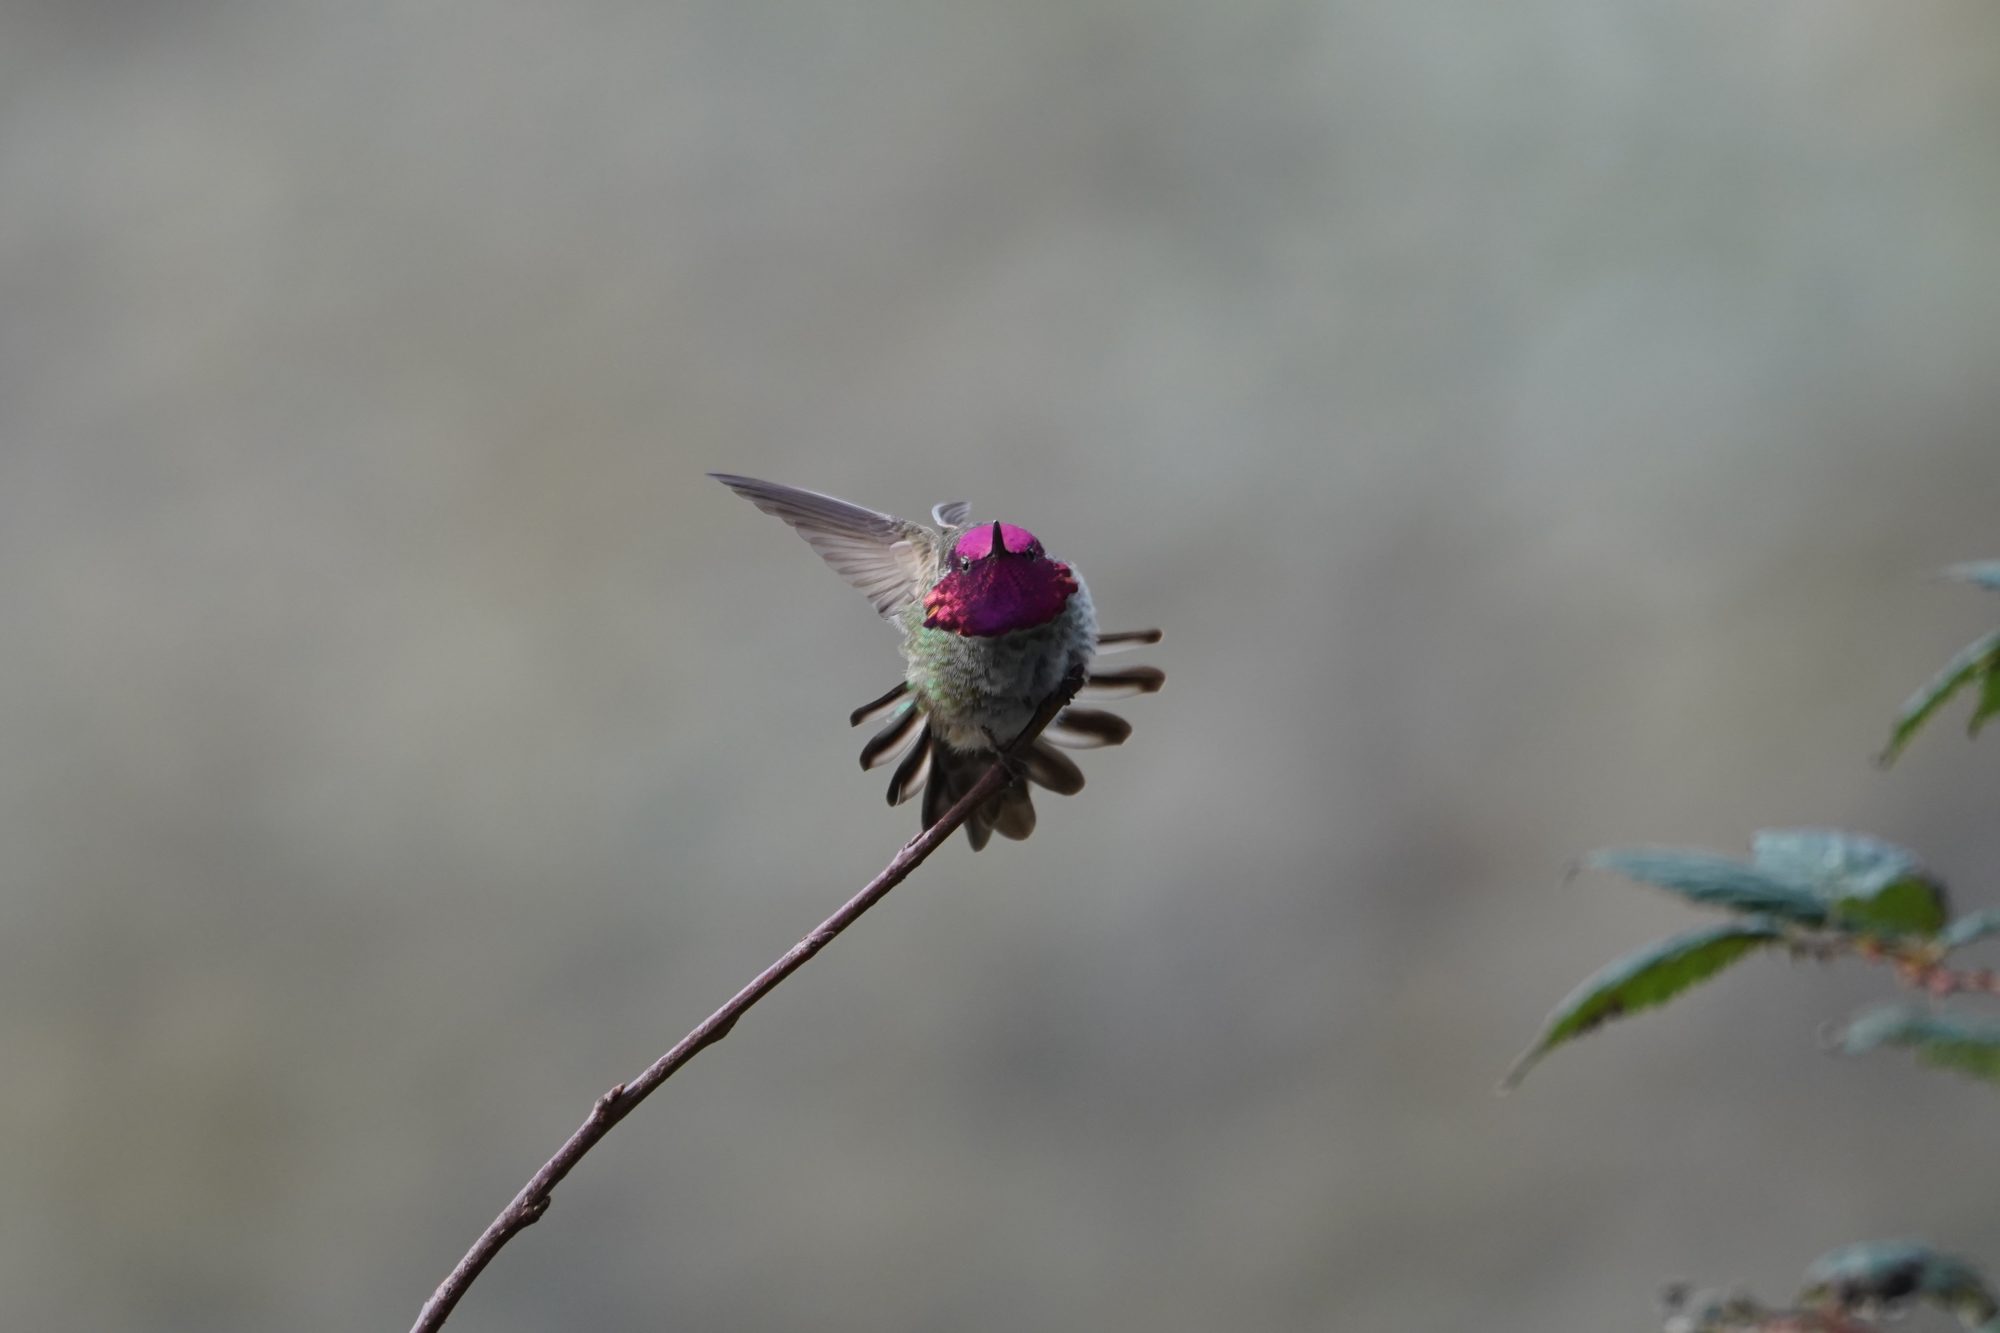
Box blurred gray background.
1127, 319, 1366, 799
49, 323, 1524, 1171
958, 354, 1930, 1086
5, 3, 1999, 1330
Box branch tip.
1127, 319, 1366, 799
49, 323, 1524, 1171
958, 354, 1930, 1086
408, 669, 1088, 1333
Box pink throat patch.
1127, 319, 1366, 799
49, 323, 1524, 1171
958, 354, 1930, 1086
923, 557, 1077, 637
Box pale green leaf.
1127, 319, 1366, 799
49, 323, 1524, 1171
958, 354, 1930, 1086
1501, 921, 1781, 1090
1751, 829, 1948, 937
1800, 1238, 1999, 1326
1883, 629, 2000, 766
1942, 909, 2000, 953
1973, 667, 2000, 738
1943, 561, 2000, 592
1586, 848, 1825, 924
1838, 1005, 2000, 1085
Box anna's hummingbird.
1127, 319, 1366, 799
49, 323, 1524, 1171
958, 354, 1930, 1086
712, 473, 1163, 850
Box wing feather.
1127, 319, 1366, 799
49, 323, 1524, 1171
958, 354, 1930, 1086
711, 473, 935, 615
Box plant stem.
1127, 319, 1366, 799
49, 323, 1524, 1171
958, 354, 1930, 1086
408, 669, 1084, 1333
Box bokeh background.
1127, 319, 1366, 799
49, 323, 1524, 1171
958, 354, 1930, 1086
6, 3, 2000, 1330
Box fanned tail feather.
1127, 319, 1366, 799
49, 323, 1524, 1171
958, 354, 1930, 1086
886, 728, 932, 806
988, 782, 1036, 841
1047, 707, 1132, 749
1021, 740, 1085, 795
849, 681, 910, 727
1079, 664, 1165, 699
918, 740, 1006, 851
1093, 627, 1163, 655
859, 704, 923, 770
850, 644, 1161, 848
910, 736, 1033, 851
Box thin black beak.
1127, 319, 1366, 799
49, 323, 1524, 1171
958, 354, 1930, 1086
989, 520, 1008, 557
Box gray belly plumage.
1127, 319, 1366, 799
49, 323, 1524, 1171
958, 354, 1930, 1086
902, 581, 1097, 751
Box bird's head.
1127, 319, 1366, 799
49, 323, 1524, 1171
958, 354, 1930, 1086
922, 520, 1079, 636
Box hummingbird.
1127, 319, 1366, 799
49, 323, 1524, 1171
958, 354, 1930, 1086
711, 473, 1163, 850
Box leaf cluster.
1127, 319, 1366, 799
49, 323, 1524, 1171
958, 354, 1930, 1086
1661, 1239, 2000, 1332
1508, 564, 2000, 1088
1505, 562, 2000, 1328
1501, 829, 1997, 1087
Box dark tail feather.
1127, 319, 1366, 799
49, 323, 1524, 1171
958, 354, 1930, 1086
859, 704, 922, 770
886, 728, 932, 805
881, 653, 1158, 846
1080, 664, 1165, 699
1047, 707, 1132, 749
919, 741, 970, 844
850, 680, 910, 727
989, 785, 1036, 840
1021, 740, 1085, 795
1094, 627, 1162, 654
922, 738, 1036, 850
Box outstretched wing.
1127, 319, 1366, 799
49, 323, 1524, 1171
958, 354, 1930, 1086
932, 500, 972, 529
711, 473, 937, 615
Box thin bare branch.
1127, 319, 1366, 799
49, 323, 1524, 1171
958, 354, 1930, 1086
409, 667, 1086, 1333
1812, 934, 2000, 997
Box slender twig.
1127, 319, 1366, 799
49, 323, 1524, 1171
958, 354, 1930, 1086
1824, 936, 2000, 997
409, 669, 1085, 1333
1896, 961, 2000, 997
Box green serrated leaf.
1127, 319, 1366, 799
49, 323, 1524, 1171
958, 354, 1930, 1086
1942, 909, 2000, 953
1586, 848, 1827, 924
1800, 1238, 2000, 1325
1501, 921, 1782, 1090
1973, 668, 2000, 739
1834, 877, 1951, 936
1944, 561, 2000, 593
1751, 829, 1949, 937
1883, 629, 2000, 766
1839, 1005, 2000, 1085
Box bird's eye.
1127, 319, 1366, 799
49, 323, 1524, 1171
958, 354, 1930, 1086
959, 556, 972, 572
